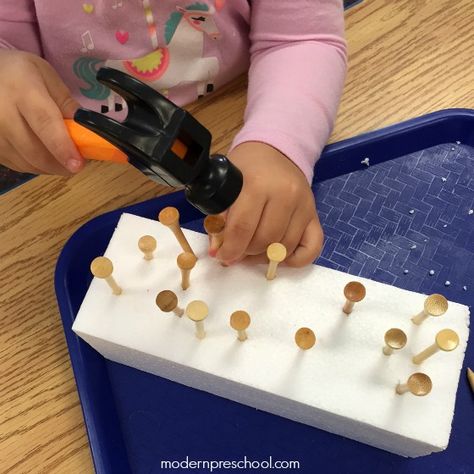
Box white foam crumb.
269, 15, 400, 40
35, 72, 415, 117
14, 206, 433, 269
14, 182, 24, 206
424, 239, 428, 242
409, 209, 415, 215
456, 141, 461, 145
441, 177, 447, 182
361, 157, 370, 167
429, 270, 435, 276
451, 147, 455, 151
445, 281, 451, 287
443, 224, 448, 228
403, 270, 409, 275
410, 245, 417, 250
469, 210, 473, 215
463, 286, 467, 291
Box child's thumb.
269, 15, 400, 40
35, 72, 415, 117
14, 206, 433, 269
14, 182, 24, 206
58, 95, 80, 119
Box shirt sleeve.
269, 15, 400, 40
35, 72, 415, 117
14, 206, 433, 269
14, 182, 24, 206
0, 0, 42, 56
231, 0, 347, 182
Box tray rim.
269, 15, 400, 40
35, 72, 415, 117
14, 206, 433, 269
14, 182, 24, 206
55, 108, 474, 474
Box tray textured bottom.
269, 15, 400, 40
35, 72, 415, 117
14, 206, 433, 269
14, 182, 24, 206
314, 143, 473, 300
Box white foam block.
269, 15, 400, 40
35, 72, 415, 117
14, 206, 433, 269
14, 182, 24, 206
73, 213, 470, 457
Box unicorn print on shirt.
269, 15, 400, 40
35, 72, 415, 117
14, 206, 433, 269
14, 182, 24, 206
73, 1, 221, 113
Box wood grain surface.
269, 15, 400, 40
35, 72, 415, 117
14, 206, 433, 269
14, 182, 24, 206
1, 1, 473, 472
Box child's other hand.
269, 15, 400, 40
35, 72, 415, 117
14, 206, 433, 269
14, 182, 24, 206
0, 50, 83, 175
216, 142, 323, 267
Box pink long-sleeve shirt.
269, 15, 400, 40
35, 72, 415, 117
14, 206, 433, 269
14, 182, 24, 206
0, 0, 347, 182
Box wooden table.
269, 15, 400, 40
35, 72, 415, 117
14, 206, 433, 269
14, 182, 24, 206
1, 1, 472, 472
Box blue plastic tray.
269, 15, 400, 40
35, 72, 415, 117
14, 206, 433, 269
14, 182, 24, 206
56, 109, 474, 474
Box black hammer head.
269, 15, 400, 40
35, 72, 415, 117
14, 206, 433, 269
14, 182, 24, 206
74, 67, 242, 215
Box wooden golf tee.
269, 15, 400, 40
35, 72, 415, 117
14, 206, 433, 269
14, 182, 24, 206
396, 373, 432, 396
186, 300, 208, 339
342, 281, 366, 315
411, 294, 448, 325
412, 344, 438, 364
90, 256, 122, 295
383, 328, 407, 356
177, 252, 197, 290
295, 328, 316, 350
412, 329, 459, 365
266, 243, 287, 280
156, 290, 184, 317
138, 235, 157, 260
230, 311, 251, 341
467, 368, 474, 393
158, 207, 195, 257
203, 215, 225, 256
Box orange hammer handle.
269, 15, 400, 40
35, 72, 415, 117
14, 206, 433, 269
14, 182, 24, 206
65, 119, 188, 164
65, 119, 128, 164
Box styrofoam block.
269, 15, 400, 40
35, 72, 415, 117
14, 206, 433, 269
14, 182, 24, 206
73, 213, 470, 457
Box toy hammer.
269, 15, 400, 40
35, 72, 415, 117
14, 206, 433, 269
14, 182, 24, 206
66, 67, 242, 215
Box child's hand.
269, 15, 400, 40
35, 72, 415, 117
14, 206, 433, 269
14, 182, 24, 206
216, 142, 323, 267
0, 50, 83, 175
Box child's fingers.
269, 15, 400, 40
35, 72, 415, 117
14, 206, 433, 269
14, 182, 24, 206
278, 208, 310, 259
8, 112, 72, 175
7, 154, 43, 175
285, 218, 324, 267
0, 148, 41, 174
1, 140, 44, 174
35, 57, 80, 119
241, 253, 267, 265
216, 192, 266, 264
246, 201, 291, 256
18, 81, 83, 173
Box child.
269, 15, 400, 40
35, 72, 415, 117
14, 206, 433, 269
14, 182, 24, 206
0, 0, 347, 266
